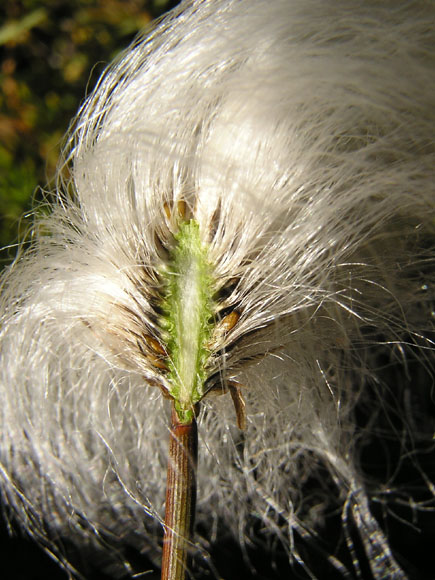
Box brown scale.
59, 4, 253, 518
206, 306, 241, 351
219, 310, 240, 333
148, 354, 169, 371
144, 334, 167, 356
228, 382, 247, 430
144, 376, 173, 400
205, 378, 247, 431
204, 308, 247, 430
163, 199, 188, 223
140, 333, 168, 371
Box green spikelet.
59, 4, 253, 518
161, 220, 215, 424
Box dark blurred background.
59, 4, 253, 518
0, 0, 179, 259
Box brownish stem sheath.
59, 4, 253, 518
161, 405, 198, 580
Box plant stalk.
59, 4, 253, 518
161, 404, 198, 580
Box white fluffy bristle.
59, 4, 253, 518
1, 1, 434, 578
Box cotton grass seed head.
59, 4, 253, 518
0, 0, 434, 578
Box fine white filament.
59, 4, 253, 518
0, 0, 434, 578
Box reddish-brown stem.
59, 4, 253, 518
161, 405, 198, 580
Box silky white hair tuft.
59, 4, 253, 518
1, 0, 434, 578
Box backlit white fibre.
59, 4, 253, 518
0, 0, 434, 578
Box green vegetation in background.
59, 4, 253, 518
0, 0, 177, 259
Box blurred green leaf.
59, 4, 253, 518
0, 8, 48, 45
